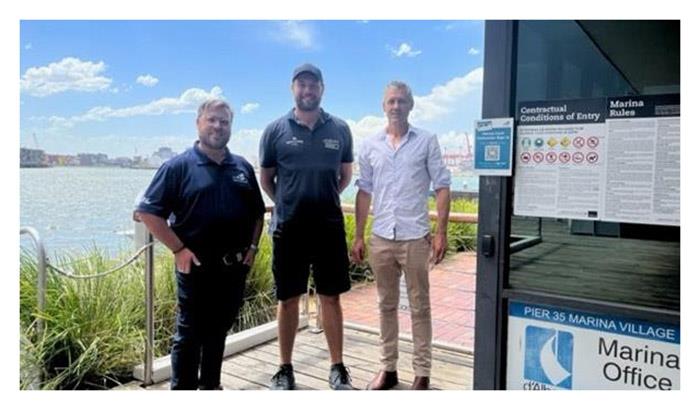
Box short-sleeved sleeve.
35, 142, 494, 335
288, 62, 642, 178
136, 162, 178, 218
341, 122, 353, 163
244, 161, 267, 218
355, 139, 373, 194
259, 123, 278, 168
427, 134, 451, 190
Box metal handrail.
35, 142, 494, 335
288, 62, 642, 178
143, 231, 155, 386
20, 226, 158, 387
19, 227, 47, 339
47, 243, 154, 279
267, 204, 479, 224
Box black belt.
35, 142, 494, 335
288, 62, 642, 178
222, 250, 245, 266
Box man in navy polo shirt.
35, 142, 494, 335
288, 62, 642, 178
136, 99, 265, 390
259, 63, 354, 390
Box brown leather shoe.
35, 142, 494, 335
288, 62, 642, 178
411, 376, 430, 390
366, 370, 398, 390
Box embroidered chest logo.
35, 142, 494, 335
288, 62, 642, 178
232, 173, 249, 184
323, 138, 340, 150
285, 136, 305, 146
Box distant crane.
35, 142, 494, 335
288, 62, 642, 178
464, 132, 473, 159
32, 132, 41, 150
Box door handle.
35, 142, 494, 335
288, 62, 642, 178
480, 234, 494, 257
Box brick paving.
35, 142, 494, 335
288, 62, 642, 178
342, 252, 476, 351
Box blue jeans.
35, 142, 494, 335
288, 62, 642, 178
170, 261, 249, 390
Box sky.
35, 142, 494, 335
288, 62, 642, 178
19, 20, 484, 164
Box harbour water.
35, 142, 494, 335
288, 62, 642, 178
20, 167, 478, 255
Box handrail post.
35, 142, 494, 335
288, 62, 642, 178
302, 289, 309, 317
307, 293, 323, 334
143, 231, 155, 386
20, 227, 47, 388
20, 227, 47, 338
315, 294, 323, 331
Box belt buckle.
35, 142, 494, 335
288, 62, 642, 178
222, 252, 242, 266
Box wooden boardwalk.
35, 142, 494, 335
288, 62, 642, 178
121, 327, 473, 390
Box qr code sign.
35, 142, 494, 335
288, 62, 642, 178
485, 145, 500, 161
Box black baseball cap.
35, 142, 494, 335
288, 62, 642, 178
292, 63, 323, 83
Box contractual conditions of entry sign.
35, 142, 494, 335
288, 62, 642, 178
473, 118, 514, 176
513, 94, 679, 225
506, 301, 680, 390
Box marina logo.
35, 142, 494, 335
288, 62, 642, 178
285, 136, 304, 146
524, 326, 573, 389
323, 138, 340, 150
231, 173, 248, 184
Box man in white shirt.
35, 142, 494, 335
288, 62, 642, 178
352, 81, 451, 390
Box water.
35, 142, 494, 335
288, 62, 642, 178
20, 167, 158, 255
20, 167, 477, 255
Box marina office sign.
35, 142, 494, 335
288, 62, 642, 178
506, 301, 679, 390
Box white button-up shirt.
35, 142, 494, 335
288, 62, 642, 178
356, 125, 451, 240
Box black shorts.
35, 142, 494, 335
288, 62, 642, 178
271, 220, 351, 301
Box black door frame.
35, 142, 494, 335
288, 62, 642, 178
471, 20, 680, 390
472, 20, 518, 390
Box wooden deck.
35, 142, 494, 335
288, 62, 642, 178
121, 327, 473, 390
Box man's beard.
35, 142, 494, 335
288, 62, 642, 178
201, 132, 230, 150
295, 95, 320, 112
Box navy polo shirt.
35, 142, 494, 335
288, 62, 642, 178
137, 142, 266, 262
259, 109, 353, 225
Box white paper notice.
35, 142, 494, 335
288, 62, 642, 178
603, 117, 680, 225
514, 123, 606, 219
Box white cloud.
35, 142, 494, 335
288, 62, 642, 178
46, 86, 225, 128
346, 115, 386, 146
241, 102, 260, 114
136, 74, 159, 87
275, 21, 317, 50
20, 57, 112, 97
390, 43, 422, 58
441, 22, 473, 32
227, 128, 265, 164
344, 67, 483, 146
468, 48, 480, 55
411, 67, 483, 122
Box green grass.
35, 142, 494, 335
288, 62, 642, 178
19, 199, 478, 389
20, 247, 165, 389
429, 197, 479, 252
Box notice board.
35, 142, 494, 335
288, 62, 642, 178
513, 94, 679, 226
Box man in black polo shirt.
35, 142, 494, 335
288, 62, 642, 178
136, 99, 265, 390
259, 63, 354, 390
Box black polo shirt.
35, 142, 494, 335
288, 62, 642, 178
259, 109, 353, 226
137, 141, 266, 263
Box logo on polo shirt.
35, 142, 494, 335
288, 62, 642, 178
285, 136, 304, 146
323, 138, 340, 150
524, 326, 574, 389
232, 173, 249, 184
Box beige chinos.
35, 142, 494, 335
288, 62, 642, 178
369, 234, 432, 377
